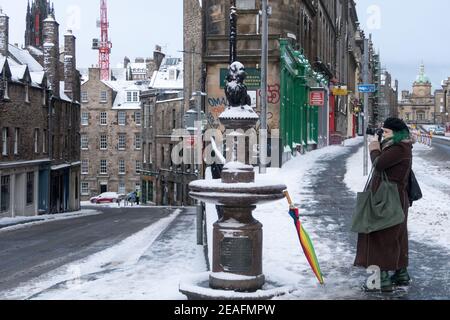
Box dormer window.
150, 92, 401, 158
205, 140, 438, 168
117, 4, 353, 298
127, 91, 139, 102
169, 69, 176, 81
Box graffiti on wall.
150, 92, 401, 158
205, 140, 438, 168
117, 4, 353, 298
257, 84, 281, 105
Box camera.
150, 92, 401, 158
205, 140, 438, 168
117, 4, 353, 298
366, 128, 384, 141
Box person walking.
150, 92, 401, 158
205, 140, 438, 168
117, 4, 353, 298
354, 118, 413, 292
136, 190, 141, 206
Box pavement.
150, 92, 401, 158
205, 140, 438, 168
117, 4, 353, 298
294, 142, 450, 300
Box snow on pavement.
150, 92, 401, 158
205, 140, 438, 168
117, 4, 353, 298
344, 142, 450, 251
204, 137, 366, 299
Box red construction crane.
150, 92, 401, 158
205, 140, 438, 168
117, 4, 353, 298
92, 0, 112, 81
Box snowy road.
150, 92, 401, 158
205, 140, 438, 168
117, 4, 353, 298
0, 206, 177, 297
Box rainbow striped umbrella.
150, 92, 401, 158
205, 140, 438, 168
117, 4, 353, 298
284, 191, 324, 285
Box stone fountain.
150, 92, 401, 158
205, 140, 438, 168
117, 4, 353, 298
179, 2, 288, 300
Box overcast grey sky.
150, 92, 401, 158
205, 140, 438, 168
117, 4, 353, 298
1, 1, 449, 92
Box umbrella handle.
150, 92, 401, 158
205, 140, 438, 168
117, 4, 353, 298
283, 190, 295, 208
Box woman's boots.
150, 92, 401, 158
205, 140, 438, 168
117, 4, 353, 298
391, 268, 411, 286
380, 271, 394, 292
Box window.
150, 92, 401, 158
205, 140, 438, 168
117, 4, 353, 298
118, 182, 126, 194
118, 111, 126, 126
143, 143, 147, 163
34, 129, 39, 153
118, 133, 126, 150
42, 88, 46, 106
119, 159, 126, 175
169, 69, 176, 81
14, 128, 19, 155
25, 85, 30, 103
162, 111, 165, 131
81, 182, 89, 195
417, 112, 425, 121
135, 160, 142, 174
81, 134, 89, 150
100, 160, 107, 175
3, 77, 9, 99
42, 130, 47, 153
144, 104, 149, 128
100, 91, 107, 103
2, 128, 8, 156
26, 172, 34, 205
81, 91, 88, 103
81, 160, 89, 174
127, 92, 132, 102
149, 143, 153, 164
135, 182, 141, 192
172, 109, 176, 129
135, 112, 141, 126
100, 135, 108, 150
100, 112, 107, 125
81, 112, 89, 126
1, 176, 10, 213
133, 91, 139, 102
134, 134, 141, 150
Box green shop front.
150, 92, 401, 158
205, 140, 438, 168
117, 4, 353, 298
280, 39, 329, 162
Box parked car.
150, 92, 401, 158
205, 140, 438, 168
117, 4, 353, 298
434, 127, 445, 136
90, 192, 124, 204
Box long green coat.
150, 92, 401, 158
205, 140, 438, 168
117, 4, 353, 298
354, 141, 413, 271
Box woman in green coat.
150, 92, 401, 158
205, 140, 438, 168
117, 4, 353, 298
354, 118, 413, 292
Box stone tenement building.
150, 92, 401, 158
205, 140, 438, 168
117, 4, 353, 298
140, 57, 196, 206
80, 68, 148, 200
183, 0, 385, 160
399, 64, 435, 125
434, 77, 450, 126
1, 9, 81, 217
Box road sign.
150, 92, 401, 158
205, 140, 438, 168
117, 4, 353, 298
309, 89, 325, 106
332, 86, 348, 96
358, 84, 376, 93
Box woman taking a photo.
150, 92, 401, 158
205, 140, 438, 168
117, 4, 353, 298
354, 118, 413, 292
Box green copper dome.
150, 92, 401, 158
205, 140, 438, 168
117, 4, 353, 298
415, 63, 431, 84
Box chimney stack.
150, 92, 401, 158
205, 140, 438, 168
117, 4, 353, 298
43, 14, 60, 98
153, 45, 165, 70
0, 8, 9, 57
64, 29, 76, 101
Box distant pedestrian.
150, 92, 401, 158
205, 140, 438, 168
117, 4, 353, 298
136, 190, 141, 206
354, 117, 413, 292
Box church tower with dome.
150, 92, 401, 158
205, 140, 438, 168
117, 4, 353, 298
399, 63, 435, 124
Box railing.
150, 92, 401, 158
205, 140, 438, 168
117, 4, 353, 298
412, 131, 433, 147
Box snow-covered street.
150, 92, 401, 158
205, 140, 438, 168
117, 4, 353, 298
0, 137, 448, 300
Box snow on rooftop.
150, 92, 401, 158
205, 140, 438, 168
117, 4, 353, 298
149, 56, 183, 90
102, 80, 148, 110
8, 44, 43, 72
9, 65, 28, 82
59, 81, 74, 103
